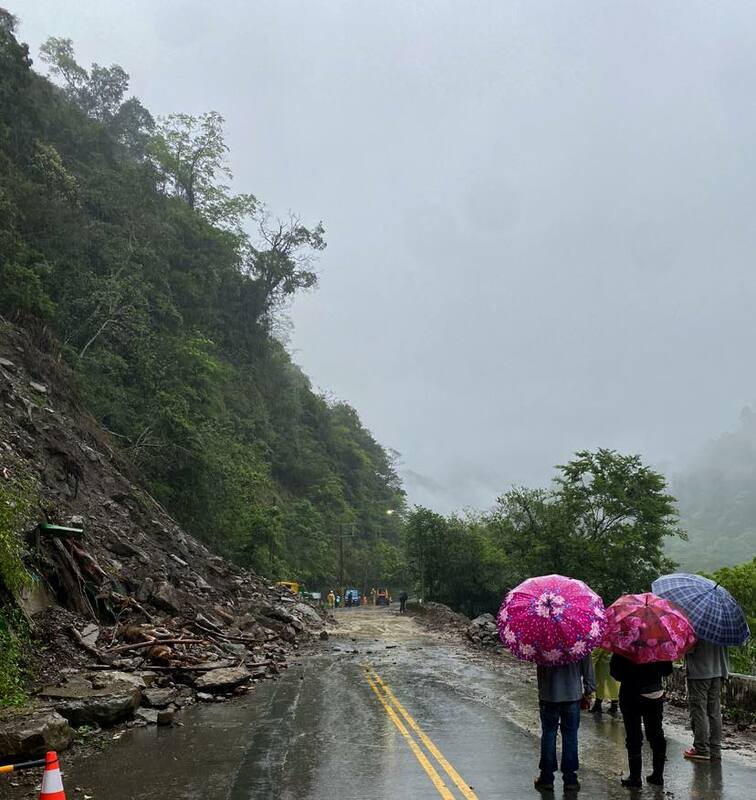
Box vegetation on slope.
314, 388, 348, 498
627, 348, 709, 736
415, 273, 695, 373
0, 10, 404, 590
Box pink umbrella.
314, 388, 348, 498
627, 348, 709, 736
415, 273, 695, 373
600, 592, 697, 664
497, 574, 607, 667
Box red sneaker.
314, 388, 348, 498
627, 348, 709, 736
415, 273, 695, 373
683, 748, 710, 761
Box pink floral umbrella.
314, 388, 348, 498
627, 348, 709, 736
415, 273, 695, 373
600, 592, 697, 664
497, 574, 607, 667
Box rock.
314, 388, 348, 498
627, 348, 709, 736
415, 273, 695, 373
108, 538, 148, 560
90, 671, 146, 691
196, 692, 214, 702
0, 357, 14, 368
194, 667, 251, 694
0, 710, 73, 756
46, 681, 142, 727
135, 708, 159, 725
193, 573, 212, 591
293, 602, 324, 628
222, 642, 248, 658
142, 687, 177, 708
157, 707, 176, 726
151, 580, 181, 614
467, 613, 499, 647
248, 664, 269, 679
79, 624, 100, 648
29, 381, 47, 394
135, 577, 154, 603
319, 630, 329, 640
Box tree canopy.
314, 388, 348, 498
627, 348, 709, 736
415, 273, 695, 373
404, 449, 685, 615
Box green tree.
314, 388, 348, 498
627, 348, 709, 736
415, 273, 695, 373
150, 111, 256, 235
404, 450, 685, 618
246, 211, 325, 325
554, 449, 683, 600
705, 558, 755, 674
39, 35, 154, 147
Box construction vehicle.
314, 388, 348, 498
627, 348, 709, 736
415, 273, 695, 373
376, 588, 391, 606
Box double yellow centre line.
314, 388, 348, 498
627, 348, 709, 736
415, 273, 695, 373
363, 665, 479, 800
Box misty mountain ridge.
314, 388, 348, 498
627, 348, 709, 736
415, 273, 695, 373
670, 405, 756, 571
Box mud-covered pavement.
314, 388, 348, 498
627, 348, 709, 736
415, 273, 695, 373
7, 607, 755, 799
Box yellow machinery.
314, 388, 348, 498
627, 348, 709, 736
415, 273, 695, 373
276, 580, 300, 595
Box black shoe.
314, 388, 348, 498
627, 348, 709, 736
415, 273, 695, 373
590, 699, 602, 713
608, 701, 619, 717
647, 749, 665, 785
533, 776, 554, 791
564, 780, 581, 792
621, 777, 642, 788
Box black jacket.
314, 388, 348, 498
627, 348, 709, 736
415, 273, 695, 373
609, 654, 673, 698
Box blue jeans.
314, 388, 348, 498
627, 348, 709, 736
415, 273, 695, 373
539, 700, 580, 784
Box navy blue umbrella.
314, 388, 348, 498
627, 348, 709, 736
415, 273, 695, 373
651, 573, 750, 647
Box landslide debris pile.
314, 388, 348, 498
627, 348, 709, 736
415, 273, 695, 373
0, 322, 323, 753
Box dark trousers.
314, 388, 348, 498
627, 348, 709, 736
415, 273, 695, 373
538, 700, 580, 783
619, 694, 666, 759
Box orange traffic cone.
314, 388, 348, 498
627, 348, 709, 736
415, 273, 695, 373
39, 751, 65, 800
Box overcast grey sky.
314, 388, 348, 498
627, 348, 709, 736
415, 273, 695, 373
12, 1, 756, 511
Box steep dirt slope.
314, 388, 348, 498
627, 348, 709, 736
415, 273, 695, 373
0, 318, 322, 701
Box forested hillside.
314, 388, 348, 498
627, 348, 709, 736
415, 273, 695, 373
0, 11, 404, 589
670, 407, 756, 571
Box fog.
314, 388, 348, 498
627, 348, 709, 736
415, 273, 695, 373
13, 1, 756, 512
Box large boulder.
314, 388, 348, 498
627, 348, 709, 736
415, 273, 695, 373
292, 602, 324, 629
40, 677, 142, 727
194, 667, 250, 694
142, 687, 178, 709
150, 581, 182, 614
0, 710, 73, 756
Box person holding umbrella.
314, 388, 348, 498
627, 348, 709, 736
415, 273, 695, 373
602, 592, 697, 788
652, 573, 750, 763
497, 574, 607, 793
683, 640, 729, 761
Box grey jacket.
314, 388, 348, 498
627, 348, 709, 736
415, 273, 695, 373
537, 654, 596, 703
686, 640, 730, 681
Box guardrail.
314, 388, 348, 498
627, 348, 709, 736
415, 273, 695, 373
666, 665, 756, 712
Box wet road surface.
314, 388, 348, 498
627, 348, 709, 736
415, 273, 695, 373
51, 609, 756, 799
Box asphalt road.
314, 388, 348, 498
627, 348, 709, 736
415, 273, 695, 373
34, 608, 756, 799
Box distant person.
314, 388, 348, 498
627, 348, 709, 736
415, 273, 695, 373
610, 653, 672, 788
684, 641, 729, 761
371, 587, 377, 606
399, 591, 408, 614
345, 592, 352, 608
534, 654, 595, 792
590, 648, 620, 716
335, 594, 341, 608
327, 590, 335, 612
